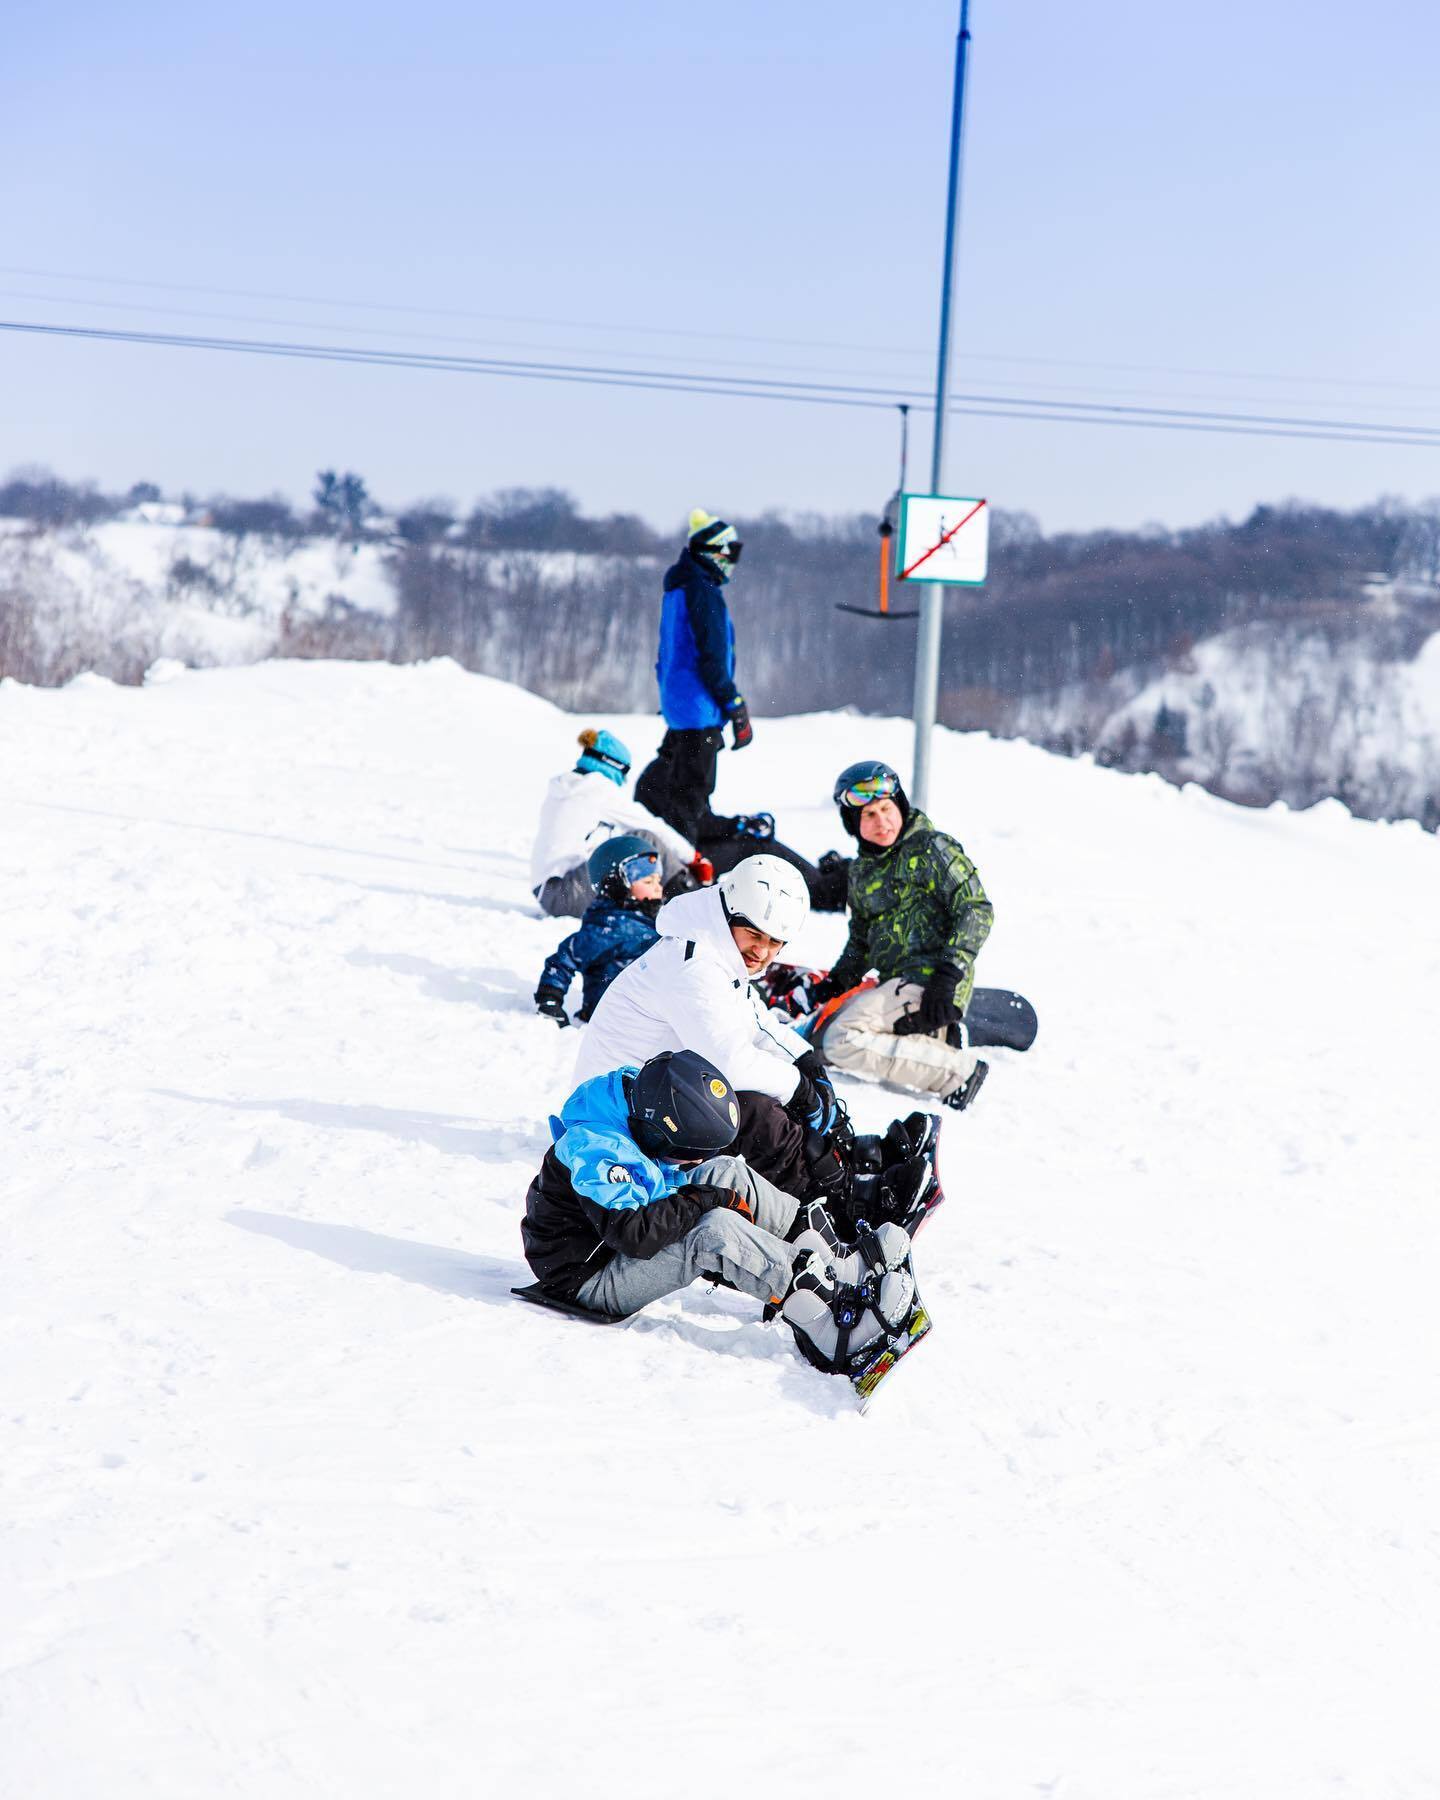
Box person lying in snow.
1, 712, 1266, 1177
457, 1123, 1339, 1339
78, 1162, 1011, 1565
529, 728, 703, 918
520, 1047, 920, 1360
570, 852, 941, 1236
797, 760, 993, 1112
534, 836, 663, 1028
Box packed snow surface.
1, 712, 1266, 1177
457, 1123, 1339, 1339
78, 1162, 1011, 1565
2, 659, 1437, 1800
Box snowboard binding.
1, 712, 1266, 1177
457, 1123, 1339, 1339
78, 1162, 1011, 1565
780, 1220, 920, 1379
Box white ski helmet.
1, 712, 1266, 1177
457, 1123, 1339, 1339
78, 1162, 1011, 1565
718, 853, 810, 943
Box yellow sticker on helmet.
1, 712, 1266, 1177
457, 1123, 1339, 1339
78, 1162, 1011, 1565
709, 1078, 728, 1098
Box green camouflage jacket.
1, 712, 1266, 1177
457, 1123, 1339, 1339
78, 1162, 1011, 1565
830, 809, 993, 1000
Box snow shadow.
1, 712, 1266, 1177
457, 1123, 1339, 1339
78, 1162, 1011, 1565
18, 798, 478, 875
227, 1208, 523, 1307
313, 873, 537, 916
345, 949, 532, 1007
157, 1089, 546, 1160
622, 1294, 859, 1417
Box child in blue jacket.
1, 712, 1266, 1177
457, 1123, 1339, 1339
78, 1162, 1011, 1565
534, 835, 662, 1027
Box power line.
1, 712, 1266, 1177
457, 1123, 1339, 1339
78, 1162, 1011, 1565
7, 285, 1440, 421
5, 261, 1438, 399
5, 316, 1440, 451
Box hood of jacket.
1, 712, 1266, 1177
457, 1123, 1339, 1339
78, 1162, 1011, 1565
654, 884, 749, 982
555, 1066, 636, 1140
663, 546, 727, 595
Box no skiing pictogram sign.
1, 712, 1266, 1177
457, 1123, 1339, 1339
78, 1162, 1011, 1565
895, 494, 989, 586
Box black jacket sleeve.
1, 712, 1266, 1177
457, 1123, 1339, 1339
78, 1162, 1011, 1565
578, 1188, 711, 1260
683, 578, 740, 713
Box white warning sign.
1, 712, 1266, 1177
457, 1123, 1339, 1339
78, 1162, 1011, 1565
895, 494, 989, 586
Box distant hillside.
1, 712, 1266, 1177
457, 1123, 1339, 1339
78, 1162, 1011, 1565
2, 469, 1438, 826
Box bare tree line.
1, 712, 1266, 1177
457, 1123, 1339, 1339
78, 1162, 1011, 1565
3, 469, 1438, 825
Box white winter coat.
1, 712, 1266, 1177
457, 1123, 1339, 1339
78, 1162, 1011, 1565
570, 886, 808, 1103
529, 770, 694, 890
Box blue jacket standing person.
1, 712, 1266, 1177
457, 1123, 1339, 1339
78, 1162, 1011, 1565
634, 510, 755, 846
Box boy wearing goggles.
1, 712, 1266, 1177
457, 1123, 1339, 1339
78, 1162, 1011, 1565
535, 836, 665, 1028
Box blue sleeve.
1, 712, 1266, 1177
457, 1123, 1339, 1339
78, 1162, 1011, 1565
683, 579, 739, 712
539, 926, 586, 996
560, 1124, 660, 1212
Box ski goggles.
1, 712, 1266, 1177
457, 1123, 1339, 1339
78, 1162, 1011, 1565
698, 536, 743, 566
618, 850, 660, 885
585, 745, 630, 778
838, 770, 901, 808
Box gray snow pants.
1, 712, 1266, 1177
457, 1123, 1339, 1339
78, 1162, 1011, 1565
575, 1153, 801, 1319
819, 976, 984, 1100
534, 829, 677, 919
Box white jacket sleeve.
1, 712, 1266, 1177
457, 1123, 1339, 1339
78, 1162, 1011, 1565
656, 957, 800, 1104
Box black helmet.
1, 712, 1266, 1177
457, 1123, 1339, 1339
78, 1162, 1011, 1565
832, 759, 910, 840
627, 1050, 741, 1162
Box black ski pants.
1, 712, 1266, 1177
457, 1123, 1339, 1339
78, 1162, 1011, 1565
634, 727, 737, 846
733, 1090, 814, 1200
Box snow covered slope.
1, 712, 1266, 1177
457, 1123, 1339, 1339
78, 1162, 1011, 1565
3, 660, 1437, 1800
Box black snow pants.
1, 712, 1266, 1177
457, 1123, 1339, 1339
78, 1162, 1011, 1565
635, 727, 737, 846
733, 1090, 814, 1199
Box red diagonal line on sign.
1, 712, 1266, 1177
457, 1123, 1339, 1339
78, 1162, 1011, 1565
900, 498, 988, 581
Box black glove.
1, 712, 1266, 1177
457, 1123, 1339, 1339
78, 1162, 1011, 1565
913, 967, 963, 1035
787, 1049, 839, 1137
683, 1183, 754, 1220
662, 868, 698, 899
534, 987, 571, 1028
734, 811, 774, 840
726, 698, 753, 751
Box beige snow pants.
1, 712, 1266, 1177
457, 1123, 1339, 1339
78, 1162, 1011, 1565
818, 977, 984, 1100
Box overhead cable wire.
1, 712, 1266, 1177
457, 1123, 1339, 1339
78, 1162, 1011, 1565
7, 286, 1440, 419
5, 317, 1440, 450
4, 261, 1438, 398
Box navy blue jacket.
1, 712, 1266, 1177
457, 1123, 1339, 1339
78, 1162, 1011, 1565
537, 896, 658, 1019
656, 550, 738, 730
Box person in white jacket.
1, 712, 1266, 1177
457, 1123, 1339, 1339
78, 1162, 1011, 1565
571, 856, 846, 1198
530, 728, 697, 917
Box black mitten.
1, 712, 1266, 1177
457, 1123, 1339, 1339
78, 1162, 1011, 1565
913, 967, 962, 1035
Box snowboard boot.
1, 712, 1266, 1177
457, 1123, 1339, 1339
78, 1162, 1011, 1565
830, 1135, 944, 1241
765, 1205, 845, 1322
881, 1110, 941, 1167
781, 1221, 918, 1375
942, 1059, 989, 1113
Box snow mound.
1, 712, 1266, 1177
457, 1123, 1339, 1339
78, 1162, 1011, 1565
2, 661, 1438, 1799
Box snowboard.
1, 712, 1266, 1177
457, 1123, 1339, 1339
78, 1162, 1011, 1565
511, 1282, 627, 1325
963, 987, 1039, 1052
760, 965, 1038, 1053
850, 1297, 933, 1411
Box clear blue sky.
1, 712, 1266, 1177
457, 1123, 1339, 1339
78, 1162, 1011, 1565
3, 0, 1437, 534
